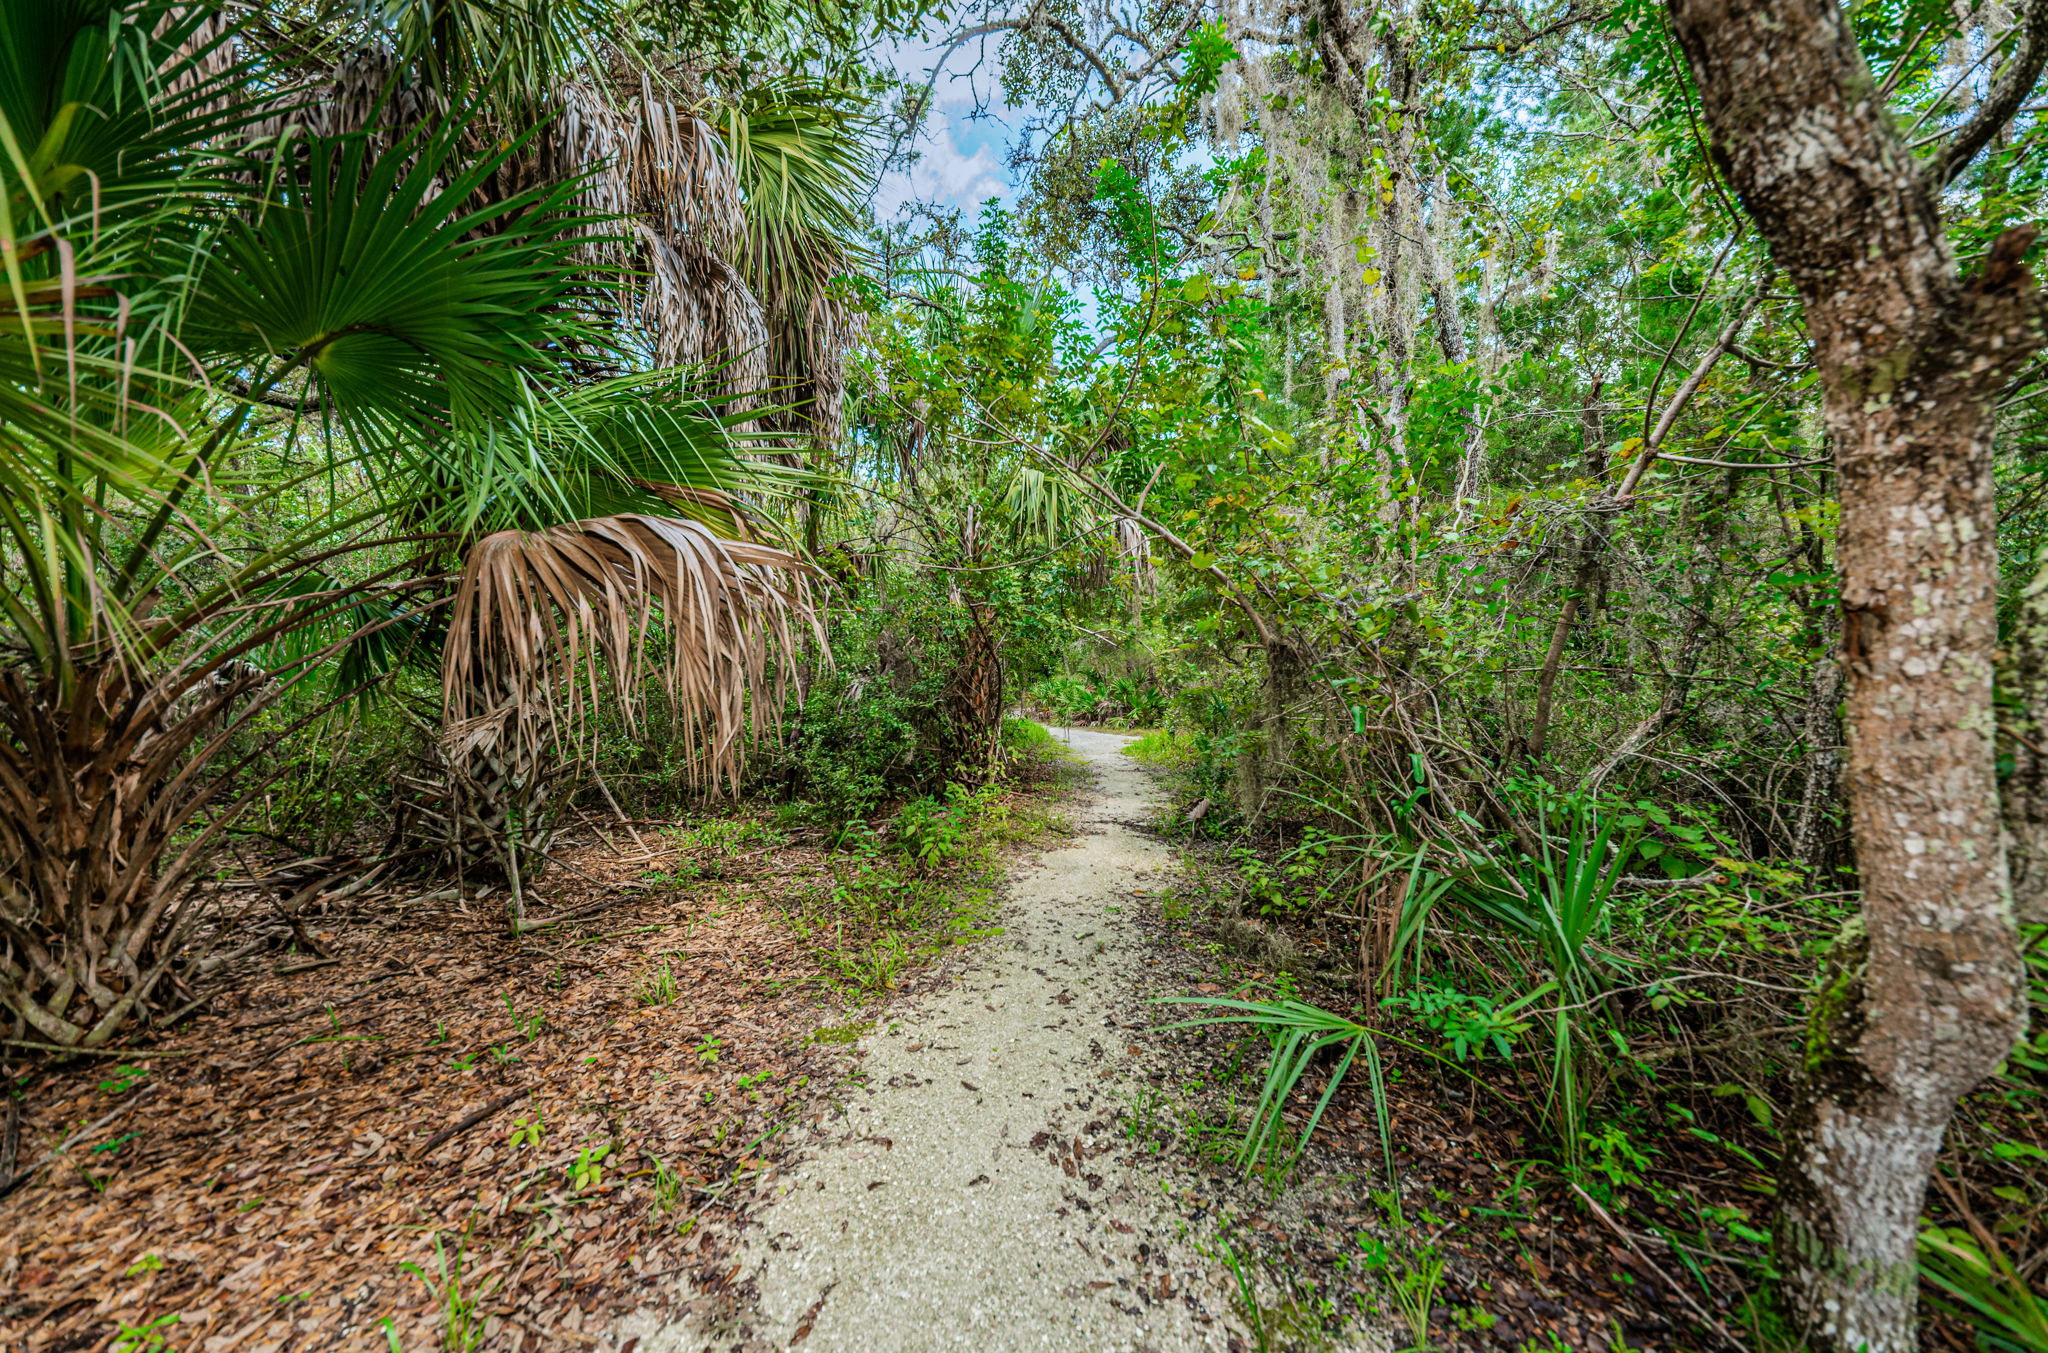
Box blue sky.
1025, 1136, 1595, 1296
870, 34, 1023, 225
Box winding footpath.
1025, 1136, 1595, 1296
619, 728, 1244, 1352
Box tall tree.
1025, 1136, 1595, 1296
1659, 0, 2045, 1347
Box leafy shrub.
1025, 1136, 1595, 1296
1107, 676, 1168, 726
894, 784, 993, 870
1123, 729, 1194, 764
1001, 716, 1054, 751
765, 578, 985, 829
1381, 984, 1532, 1062
1028, 674, 1098, 721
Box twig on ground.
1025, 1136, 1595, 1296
1571, 1182, 1745, 1351
0, 1097, 18, 1191
0, 1039, 198, 1058
416, 1088, 533, 1160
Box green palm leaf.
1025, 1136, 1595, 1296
190, 125, 605, 444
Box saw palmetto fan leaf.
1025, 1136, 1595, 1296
192, 126, 599, 443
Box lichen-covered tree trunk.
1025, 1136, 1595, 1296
1789, 636, 1844, 875
1663, 0, 2040, 1347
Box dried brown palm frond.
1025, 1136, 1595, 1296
1115, 514, 1155, 598
255, 43, 447, 143
532, 74, 773, 403
440, 515, 820, 878
756, 236, 862, 448
720, 81, 877, 450
627, 76, 743, 252
157, 5, 241, 106
635, 224, 771, 395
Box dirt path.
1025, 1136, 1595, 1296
618, 728, 1245, 1352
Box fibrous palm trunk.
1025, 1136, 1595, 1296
943, 601, 1005, 782
0, 662, 260, 1046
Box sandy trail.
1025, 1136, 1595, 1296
620, 727, 1241, 1352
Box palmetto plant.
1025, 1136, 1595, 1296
0, 4, 461, 1046
1157, 996, 1396, 1186
1428, 791, 1642, 1172
0, 1, 828, 1043
439, 510, 817, 900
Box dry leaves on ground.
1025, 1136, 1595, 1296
0, 829, 865, 1353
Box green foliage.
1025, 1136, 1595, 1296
636, 961, 680, 1008
1000, 717, 1055, 752
400, 1231, 489, 1353
110, 1313, 180, 1353
568, 1144, 611, 1194
1157, 996, 1395, 1185
1380, 985, 1530, 1063
1438, 788, 1642, 990
1123, 729, 1196, 765
1918, 1227, 2048, 1353
768, 576, 989, 828
894, 783, 994, 870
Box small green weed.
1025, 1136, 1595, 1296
507, 1111, 545, 1150
401, 1230, 489, 1352
99, 1065, 150, 1096
110, 1313, 180, 1353
649, 1153, 687, 1223
1382, 985, 1531, 1062
1353, 1201, 1445, 1352
637, 960, 679, 1007
501, 992, 545, 1040
569, 1143, 611, 1194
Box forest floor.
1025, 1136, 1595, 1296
0, 754, 1074, 1352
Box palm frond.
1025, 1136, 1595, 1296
1003, 465, 1094, 544
442, 514, 821, 796
190, 125, 606, 446
717, 77, 878, 447
1156, 996, 1395, 1186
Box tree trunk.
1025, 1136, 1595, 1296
1526, 378, 1609, 759
1790, 634, 1845, 874
1663, 1, 2039, 1347
2000, 545, 2048, 925
943, 600, 1005, 782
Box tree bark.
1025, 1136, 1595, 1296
2000, 545, 2048, 925
1790, 630, 1844, 874
1662, 1, 2039, 1348
1526, 378, 1608, 759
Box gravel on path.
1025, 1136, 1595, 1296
616, 727, 1246, 1352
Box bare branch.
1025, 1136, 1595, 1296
1934, 0, 2048, 187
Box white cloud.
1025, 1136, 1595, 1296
869, 31, 1019, 224
872, 108, 1014, 223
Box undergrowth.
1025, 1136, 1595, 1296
781, 722, 1079, 1001
1128, 748, 2048, 1352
